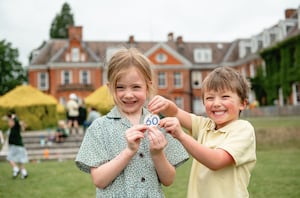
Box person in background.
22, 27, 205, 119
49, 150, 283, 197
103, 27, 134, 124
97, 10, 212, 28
66, 93, 79, 134
75, 48, 189, 197
83, 106, 101, 132
55, 120, 69, 143
148, 66, 256, 198
6, 112, 28, 179
78, 100, 87, 129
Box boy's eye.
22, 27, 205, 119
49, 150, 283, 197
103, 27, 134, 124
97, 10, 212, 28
205, 96, 214, 101
222, 95, 230, 99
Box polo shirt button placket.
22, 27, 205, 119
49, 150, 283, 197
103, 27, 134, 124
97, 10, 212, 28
141, 177, 145, 182
139, 153, 144, 158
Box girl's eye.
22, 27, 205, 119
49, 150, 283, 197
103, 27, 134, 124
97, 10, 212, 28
222, 95, 230, 99
116, 86, 124, 90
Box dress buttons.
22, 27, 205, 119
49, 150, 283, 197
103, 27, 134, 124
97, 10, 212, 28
141, 177, 145, 182
139, 153, 144, 158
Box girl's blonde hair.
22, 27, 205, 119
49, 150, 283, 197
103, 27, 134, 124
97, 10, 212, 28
107, 48, 155, 100
201, 66, 250, 103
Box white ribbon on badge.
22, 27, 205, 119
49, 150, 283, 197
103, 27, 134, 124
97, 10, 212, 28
144, 114, 160, 126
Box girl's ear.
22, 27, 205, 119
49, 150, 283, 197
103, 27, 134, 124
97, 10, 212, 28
107, 83, 112, 92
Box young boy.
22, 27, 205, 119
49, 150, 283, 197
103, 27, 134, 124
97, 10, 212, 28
148, 66, 256, 198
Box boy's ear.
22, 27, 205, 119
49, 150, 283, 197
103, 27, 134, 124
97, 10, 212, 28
240, 99, 248, 110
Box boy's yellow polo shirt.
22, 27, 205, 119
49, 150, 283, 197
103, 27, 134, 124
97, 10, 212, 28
187, 115, 256, 198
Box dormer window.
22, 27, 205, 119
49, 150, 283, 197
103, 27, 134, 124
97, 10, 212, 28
194, 48, 212, 63
71, 47, 80, 62
155, 53, 167, 63
191, 71, 202, 88
106, 47, 122, 62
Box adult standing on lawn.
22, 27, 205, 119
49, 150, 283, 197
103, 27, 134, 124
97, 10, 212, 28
148, 66, 257, 198
66, 93, 80, 134
6, 111, 28, 179
75, 48, 189, 197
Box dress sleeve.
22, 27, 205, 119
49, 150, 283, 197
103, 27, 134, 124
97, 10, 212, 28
163, 130, 189, 168
75, 119, 110, 173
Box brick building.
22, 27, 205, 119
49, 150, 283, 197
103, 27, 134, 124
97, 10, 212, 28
27, 6, 300, 114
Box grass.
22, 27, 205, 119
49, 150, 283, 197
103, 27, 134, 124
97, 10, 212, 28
0, 116, 300, 198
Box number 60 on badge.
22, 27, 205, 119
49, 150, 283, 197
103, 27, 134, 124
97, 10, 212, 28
144, 114, 160, 126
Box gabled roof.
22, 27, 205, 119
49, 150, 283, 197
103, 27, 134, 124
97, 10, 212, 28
144, 42, 192, 66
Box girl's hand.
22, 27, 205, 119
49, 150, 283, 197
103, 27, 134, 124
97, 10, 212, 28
148, 126, 167, 155
125, 124, 147, 154
159, 117, 184, 139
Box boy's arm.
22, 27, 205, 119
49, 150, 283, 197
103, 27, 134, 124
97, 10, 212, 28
148, 95, 193, 131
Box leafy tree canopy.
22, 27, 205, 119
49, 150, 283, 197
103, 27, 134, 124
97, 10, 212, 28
50, 2, 74, 39
0, 40, 27, 95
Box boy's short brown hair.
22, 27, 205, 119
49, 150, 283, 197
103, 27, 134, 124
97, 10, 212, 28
201, 66, 250, 103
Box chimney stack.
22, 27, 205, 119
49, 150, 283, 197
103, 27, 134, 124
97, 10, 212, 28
68, 26, 82, 41
129, 35, 135, 44
285, 9, 296, 19
168, 32, 174, 41
176, 36, 183, 45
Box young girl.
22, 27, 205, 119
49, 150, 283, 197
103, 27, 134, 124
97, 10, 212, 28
148, 66, 256, 198
75, 48, 189, 197
6, 112, 28, 179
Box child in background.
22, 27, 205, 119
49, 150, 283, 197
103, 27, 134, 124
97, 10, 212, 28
55, 120, 69, 143
148, 66, 256, 198
83, 106, 101, 132
6, 112, 29, 179
76, 48, 189, 197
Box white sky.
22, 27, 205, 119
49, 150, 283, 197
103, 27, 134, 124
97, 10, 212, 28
1, 0, 299, 66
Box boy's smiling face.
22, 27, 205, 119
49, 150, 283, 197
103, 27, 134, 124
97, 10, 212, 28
204, 89, 247, 129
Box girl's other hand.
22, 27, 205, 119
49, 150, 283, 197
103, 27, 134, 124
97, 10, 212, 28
125, 124, 147, 153
148, 126, 167, 155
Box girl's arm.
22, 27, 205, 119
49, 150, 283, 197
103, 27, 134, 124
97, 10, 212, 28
90, 125, 146, 188
90, 148, 136, 188
148, 126, 175, 186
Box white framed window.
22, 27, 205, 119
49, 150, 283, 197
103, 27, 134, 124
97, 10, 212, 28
193, 48, 212, 63
175, 97, 183, 109
158, 72, 167, 88
71, 48, 80, 62
106, 47, 122, 62
81, 54, 86, 62
241, 67, 246, 77
193, 97, 205, 115
80, 70, 90, 84
155, 53, 167, 63
250, 64, 256, 78
191, 71, 202, 88
37, 72, 49, 90
65, 53, 70, 62
292, 82, 300, 105
61, 70, 72, 85
173, 72, 182, 88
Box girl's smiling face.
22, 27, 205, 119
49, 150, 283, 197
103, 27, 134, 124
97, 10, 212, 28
114, 66, 148, 117
204, 89, 246, 129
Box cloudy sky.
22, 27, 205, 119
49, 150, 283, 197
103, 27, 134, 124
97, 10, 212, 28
1, 0, 299, 66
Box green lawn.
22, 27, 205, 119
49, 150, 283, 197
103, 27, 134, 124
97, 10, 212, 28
0, 116, 300, 198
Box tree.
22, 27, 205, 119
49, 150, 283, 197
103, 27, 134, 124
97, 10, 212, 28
50, 2, 74, 39
0, 40, 27, 95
